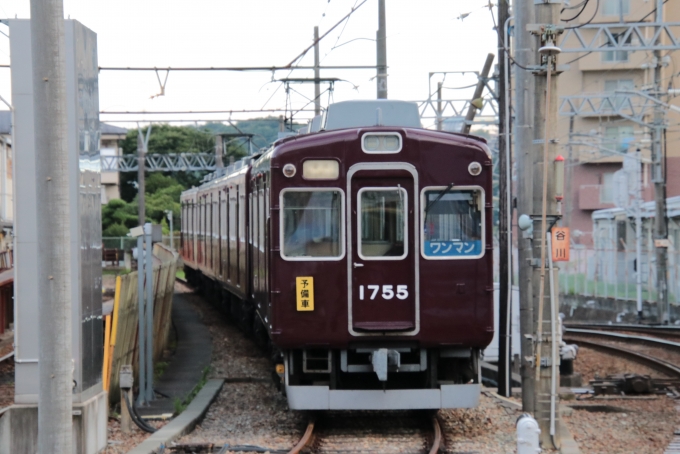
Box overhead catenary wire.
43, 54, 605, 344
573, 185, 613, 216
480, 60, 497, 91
562, 0, 599, 29
561, 0, 590, 22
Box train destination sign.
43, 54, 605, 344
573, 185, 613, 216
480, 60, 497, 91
551, 227, 570, 262
296, 276, 315, 311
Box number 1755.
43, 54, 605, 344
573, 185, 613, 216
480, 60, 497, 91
359, 284, 408, 300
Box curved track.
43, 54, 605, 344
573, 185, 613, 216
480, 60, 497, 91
564, 323, 680, 340
289, 413, 442, 454
563, 329, 680, 379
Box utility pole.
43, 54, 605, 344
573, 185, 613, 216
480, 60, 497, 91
462, 54, 495, 135
30, 0, 73, 451
652, 0, 669, 324
513, 0, 537, 417
530, 1, 563, 446
497, 0, 511, 398
138, 129, 146, 226
376, 0, 387, 99
215, 134, 224, 169
436, 82, 443, 131
314, 26, 321, 116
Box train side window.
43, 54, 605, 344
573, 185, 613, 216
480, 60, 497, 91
421, 186, 484, 260
280, 189, 344, 260
358, 188, 407, 260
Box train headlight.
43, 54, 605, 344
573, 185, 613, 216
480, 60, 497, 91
362, 133, 402, 153
303, 160, 339, 180
468, 161, 482, 176
282, 163, 296, 178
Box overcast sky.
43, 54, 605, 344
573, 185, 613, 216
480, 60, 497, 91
0, 0, 498, 127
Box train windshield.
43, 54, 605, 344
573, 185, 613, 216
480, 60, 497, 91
282, 190, 343, 259
422, 188, 484, 259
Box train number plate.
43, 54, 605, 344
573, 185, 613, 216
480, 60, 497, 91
358, 284, 408, 301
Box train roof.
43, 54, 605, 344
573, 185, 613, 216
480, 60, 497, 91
324, 100, 422, 130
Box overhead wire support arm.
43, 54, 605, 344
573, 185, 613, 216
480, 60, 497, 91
557, 22, 680, 53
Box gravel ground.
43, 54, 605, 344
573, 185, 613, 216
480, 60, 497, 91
568, 345, 680, 454
0, 357, 13, 409
573, 345, 667, 383
563, 397, 677, 454
103, 419, 168, 454
177, 286, 558, 454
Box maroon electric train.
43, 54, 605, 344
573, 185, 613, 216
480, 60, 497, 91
180, 100, 493, 410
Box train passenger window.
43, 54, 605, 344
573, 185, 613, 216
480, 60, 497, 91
358, 188, 407, 260
281, 189, 344, 260
421, 187, 484, 259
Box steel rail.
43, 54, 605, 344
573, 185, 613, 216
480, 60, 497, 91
565, 328, 680, 353
429, 416, 442, 454
288, 418, 315, 454
564, 323, 680, 339
563, 336, 680, 379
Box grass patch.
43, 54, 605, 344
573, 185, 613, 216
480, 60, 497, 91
176, 269, 185, 280
173, 366, 211, 415
102, 268, 132, 276
154, 361, 169, 381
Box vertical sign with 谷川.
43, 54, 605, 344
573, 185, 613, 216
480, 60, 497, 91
296, 276, 314, 311
551, 227, 570, 262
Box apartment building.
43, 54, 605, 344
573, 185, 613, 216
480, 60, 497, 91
555, 0, 680, 245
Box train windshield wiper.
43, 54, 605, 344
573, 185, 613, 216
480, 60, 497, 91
424, 182, 455, 214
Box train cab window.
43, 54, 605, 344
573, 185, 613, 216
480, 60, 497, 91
358, 188, 407, 260
421, 187, 484, 259
281, 189, 344, 260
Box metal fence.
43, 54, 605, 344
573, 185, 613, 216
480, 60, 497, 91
557, 245, 680, 305
102, 235, 180, 252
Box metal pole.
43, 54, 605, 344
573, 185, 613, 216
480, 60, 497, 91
30, 0, 73, 450
137, 129, 146, 225
144, 228, 154, 402
636, 149, 643, 319
376, 0, 387, 99
462, 53, 495, 135
513, 0, 537, 415
136, 235, 146, 406
314, 26, 321, 116
169, 214, 174, 250
497, 0, 512, 397
653, 0, 669, 323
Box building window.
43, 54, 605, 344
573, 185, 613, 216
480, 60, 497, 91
605, 125, 635, 152
603, 32, 632, 62
600, 172, 615, 204
602, 0, 629, 16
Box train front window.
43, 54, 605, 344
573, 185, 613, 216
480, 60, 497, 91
281, 189, 343, 260
422, 187, 484, 259
358, 188, 407, 260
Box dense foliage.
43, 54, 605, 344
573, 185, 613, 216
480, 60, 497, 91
102, 122, 269, 236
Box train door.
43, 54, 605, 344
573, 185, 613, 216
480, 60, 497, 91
347, 164, 419, 335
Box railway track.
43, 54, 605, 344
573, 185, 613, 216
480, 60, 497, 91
564, 323, 680, 340
290, 411, 442, 454
564, 328, 680, 379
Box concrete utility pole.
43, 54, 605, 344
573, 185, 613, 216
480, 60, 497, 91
652, 0, 669, 323
436, 82, 443, 131
314, 26, 321, 116
497, 0, 511, 398
215, 134, 224, 169
512, 0, 537, 416
462, 53, 495, 135
138, 129, 146, 225
530, 2, 563, 446
376, 0, 387, 99
30, 0, 73, 451
138, 126, 151, 226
